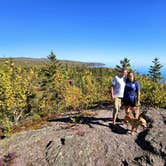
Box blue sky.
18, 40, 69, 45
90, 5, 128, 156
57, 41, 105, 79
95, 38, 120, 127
0, 0, 166, 70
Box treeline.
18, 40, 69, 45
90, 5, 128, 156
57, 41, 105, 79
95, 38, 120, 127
0, 53, 165, 135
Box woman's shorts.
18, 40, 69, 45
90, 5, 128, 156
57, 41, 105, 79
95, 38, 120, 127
122, 98, 136, 107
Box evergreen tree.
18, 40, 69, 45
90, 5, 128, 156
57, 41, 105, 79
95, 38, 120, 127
46, 51, 61, 77
47, 51, 58, 63
149, 57, 163, 82
115, 57, 131, 72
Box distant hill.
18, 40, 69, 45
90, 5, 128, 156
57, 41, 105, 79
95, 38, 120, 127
0, 57, 105, 68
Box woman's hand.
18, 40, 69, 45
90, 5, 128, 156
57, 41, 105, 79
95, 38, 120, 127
136, 100, 140, 106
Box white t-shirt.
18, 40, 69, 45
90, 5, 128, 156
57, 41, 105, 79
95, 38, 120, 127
112, 75, 126, 98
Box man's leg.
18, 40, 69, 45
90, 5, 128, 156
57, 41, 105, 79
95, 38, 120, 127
117, 98, 122, 121
113, 98, 120, 125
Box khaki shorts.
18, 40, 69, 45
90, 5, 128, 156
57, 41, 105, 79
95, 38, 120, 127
113, 97, 122, 115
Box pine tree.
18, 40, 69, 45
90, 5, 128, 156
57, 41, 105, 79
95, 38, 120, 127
48, 51, 59, 74
47, 51, 58, 63
115, 57, 131, 72
149, 57, 163, 82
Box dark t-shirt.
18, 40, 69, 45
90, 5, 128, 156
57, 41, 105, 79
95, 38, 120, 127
123, 81, 140, 103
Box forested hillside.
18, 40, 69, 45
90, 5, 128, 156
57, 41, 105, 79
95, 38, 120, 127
0, 54, 165, 136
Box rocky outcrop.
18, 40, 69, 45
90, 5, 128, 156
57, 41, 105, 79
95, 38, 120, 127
136, 108, 166, 164
0, 107, 165, 166
135, 108, 166, 166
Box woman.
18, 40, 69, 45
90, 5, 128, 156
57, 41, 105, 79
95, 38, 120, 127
123, 72, 140, 118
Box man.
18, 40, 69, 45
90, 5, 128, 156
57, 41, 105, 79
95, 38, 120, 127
111, 68, 128, 125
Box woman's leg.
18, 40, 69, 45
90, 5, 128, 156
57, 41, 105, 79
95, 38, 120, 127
131, 107, 136, 118
125, 106, 130, 115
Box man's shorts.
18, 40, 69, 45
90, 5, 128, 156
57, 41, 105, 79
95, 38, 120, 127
114, 97, 122, 112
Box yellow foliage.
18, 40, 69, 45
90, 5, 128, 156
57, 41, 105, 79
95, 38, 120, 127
64, 84, 83, 110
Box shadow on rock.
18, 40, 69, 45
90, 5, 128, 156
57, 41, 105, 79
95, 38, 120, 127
121, 159, 129, 166
135, 129, 156, 154
109, 123, 128, 135
48, 116, 112, 128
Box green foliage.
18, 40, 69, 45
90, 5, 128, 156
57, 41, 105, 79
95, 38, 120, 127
149, 57, 163, 82
32, 113, 41, 121
47, 51, 57, 62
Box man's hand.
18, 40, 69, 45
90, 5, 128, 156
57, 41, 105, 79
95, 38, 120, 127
111, 87, 115, 101
111, 94, 115, 101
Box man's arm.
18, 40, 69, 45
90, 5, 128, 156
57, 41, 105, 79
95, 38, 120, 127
111, 86, 115, 100
109, 76, 116, 100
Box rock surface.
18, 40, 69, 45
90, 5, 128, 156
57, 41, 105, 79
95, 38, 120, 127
0, 107, 165, 166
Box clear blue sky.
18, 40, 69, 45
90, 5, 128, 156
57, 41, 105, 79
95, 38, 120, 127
0, 0, 166, 69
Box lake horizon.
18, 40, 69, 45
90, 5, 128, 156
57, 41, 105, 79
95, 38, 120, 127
104, 63, 166, 81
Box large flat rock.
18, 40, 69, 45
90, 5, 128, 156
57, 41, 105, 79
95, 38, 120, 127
0, 107, 165, 166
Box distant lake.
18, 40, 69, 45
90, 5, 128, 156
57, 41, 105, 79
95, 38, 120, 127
104, 63, 166, 81
134, 66, 166, 81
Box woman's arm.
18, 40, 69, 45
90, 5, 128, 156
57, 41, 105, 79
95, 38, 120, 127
136, 81, 141, 106
137, 91, 141, 106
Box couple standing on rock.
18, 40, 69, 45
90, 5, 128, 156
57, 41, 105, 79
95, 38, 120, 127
111, 68, 141, 125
